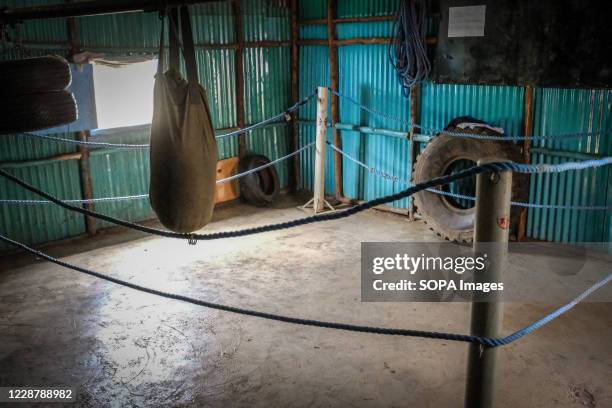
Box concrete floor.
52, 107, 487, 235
0, 197, 610, 407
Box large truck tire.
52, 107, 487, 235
412, 124, 528, 243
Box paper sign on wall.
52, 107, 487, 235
448, 5, 486, 38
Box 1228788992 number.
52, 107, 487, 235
0, 387, 76, 402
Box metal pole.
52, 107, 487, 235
313, 86, 329, 212
465, 158, 512, 408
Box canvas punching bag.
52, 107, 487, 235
149, 7, 218, 233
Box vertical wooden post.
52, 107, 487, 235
66, 2, 96, 236
302, 87, 334, 213
313, 87, 329, 212
327, 0, 343, 199
290, 0, 300, 191
232, 0, 247, 159
465, 159, 512, 408
517, 86, 534, 241
408, 84, 420, 220
77, 131, 97, 235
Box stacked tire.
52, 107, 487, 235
238, 155, 280, 207
0, 56, 77, 134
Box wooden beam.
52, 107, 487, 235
298, 37, 437, 46
232, 0, 247, 159
299, 15, 395, 26
0, 152, 82, 169
517, 85, 534, 241
289, 0, 300, 191
327, 0, 343, 199
76, 131, 97, 236
65, 4, 97, 236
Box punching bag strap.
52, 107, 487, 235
179, 5, 199, 85
156, 10, 166, 75
168, 7, 180, 72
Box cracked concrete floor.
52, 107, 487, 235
0, 197, 610, 407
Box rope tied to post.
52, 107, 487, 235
0, 232, 609, 348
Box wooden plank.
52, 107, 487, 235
215, 157, 240, 203
232, 0, 247, 159
517, 85, 534, 241
289, 0, 300, 191
76, 131, 97, 235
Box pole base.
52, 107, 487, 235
301, 196, 336, 213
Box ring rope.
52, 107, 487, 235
329, 143, 611, 211
0, 143, 315, 205
0, 158, 610, 243
13, 90, 317, 149
330, 88, 612, 141
0, 232, 608, 348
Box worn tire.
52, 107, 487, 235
413, 126, 528, 243
0, 56, 71, 96
238, 155, 280, 207
0, 91, 77, 134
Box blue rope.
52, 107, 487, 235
0, 157, 610, 243
330, 143, 612, 210
330, 89, 611, 141
0, 232, 608, 347
388, 0, 431, 92
329, 88, 411, 127
0, 143, 315, 205
17, 132, 150, 149
15, 90, 317, 149
483, 274, 612, 347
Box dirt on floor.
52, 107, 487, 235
0, 196, 610, 407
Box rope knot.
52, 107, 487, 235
186, 234, 197, 245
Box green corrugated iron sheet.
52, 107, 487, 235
0, 1, 294, 250
88, 127, 153, 229
297, 44, 333, 193
338, 44, 411, 208
527, 88, 612, 243
298, 0, 610, 243
0, 133, 85, 251
244, 46, 292, 186
3, 0, 610, 246
3, 0, 68, 45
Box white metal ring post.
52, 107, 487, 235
303, 86, 335, 213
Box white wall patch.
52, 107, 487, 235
448, 5, 486, 38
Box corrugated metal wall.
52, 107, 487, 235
0, 133, 84, 252
1, 0, 610, 245
297, 0, 611, 242
528, 89, 611, 242
0, 0, 293, 250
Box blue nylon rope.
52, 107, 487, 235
15, 90, 317, 149
0, 232, 608, 347
0, 143, 315, 205
330, 88, 612, 141
329, 143, 611, 211
0, 158, 611, 243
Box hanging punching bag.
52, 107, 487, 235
149, 7, 218, 233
